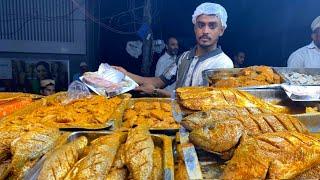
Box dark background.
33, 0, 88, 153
98, 0, 320, 75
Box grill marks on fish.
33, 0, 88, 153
38, 136, 88, 180
222, 132, 320, 179
124, 126, 154, 180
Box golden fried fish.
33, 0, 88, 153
38, 136, 88, 180
65, 133, 125, 180
151, 147, 163, 180
221, 132, 320, 179
10, 127, 60, 178
124, 126, 154, 180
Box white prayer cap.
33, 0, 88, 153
192, 2, 228, 29
311, 16, 320, 32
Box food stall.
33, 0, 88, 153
1, 65, 320, 179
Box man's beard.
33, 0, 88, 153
169, 49, 178, 55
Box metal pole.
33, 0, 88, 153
141, 0, 153, 76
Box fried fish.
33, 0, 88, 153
38, 136, 88, 180
124, 126, 154, 180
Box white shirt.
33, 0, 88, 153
155, 52, 176, 91
183, 52, 234, 86
287, 42, 320, 68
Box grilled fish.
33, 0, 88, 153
182, 107, 273, 131
151, 146, 163, 180
221, 132, 320, 179
106, 144, 128, 180
176, 87, 289, 113
65, 132, 125, 180
124, 126, 154, 180
189, 113, 308, 153
10, 127, 60, 178
38, 136, 88, 180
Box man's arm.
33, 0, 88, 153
112, 66, 166, 88
135, 84, 172, 97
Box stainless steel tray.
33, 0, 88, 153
202, 68, 284, 89
121, 98, 180, 135
27, 131, 175, 180
274, 67, 320, 86
176, 128, 225, 179
241, 88, 320, 115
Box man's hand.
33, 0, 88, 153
135, 83, 155, 95
112, 66, 128, 75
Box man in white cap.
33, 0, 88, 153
114, 2, 233, 97
73, 61, 89, 81
287, 16, 320, 68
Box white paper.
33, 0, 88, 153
281, 84, 320, 101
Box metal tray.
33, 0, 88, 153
202, 67, 284, 89
27, 131, 175, 180
176, 128, 225, 179
121, 98, 180, 135
2, 92, 131, 131
274, 67, 320, 86
176, 128, 320, 180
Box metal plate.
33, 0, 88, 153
68, 131, 175, 180
177, 128, 225, 179
241, 88, 320, 115
2, 92, 131, 131
27, 131, 175, 180
274, 67, 320, 86
202, 68, 284, 89
295, 114, 320, 133
121, 98, 180, 135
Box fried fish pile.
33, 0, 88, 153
210, 66, 281, 88
2, 95, 124, 129
123, 100, 179, 129
222, 132, 320, 179
0, 124, 62, 179
176, 87, 289, 113
177, 87, 320, 179
37, 127, 166, 180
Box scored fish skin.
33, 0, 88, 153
65, 133, 125, 180
176, 87, 289, 113
106, 144, 128, 180
151, 147, 163, 180
182, 108, 255, 131
187, 113, 309, 154
37, 136, 88, 180
221, 132, 320, 179
189, 119, 244, 153
10, 127, 60, 178
124, 126, 154, 180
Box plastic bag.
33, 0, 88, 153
63, 80, 91, 104
80, 63, 139, 97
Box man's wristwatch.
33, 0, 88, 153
152, 88, 159, 97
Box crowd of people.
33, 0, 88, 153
8, 61, 69, 96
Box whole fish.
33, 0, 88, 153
124, 126, 154, 180
38, 136, 88, 180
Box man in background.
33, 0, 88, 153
154, 37, 179, 92
287, 16, 320, 67
40, 79, 55, 96
114, 2, 233, 97
233, 51, 246, 68
73, 62, 89, 81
